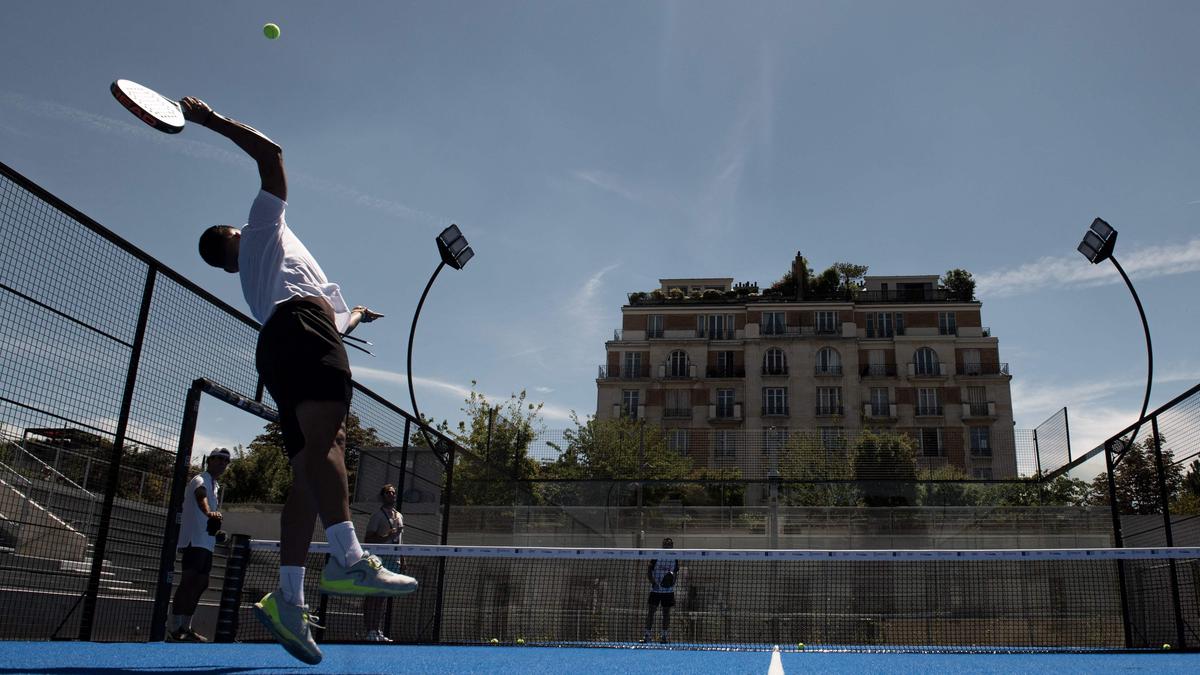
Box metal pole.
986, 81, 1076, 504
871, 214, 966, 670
406, 261, 447, 456
433, 441, 456, 643
1104, 440, 1133, 648
1108, 256, 1153, 461
80, 268, 156, 641
1149, 417, 1186, 649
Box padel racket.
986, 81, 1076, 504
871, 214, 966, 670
110, 79, 185, 134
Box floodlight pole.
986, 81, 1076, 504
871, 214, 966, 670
406, 260, 447, 457
1107, 255, 1154, 456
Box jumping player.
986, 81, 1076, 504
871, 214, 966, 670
181, 96, 416, 664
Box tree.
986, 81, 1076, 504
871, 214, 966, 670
449, 384, 545, 507
941, 269, 976, 301
808, 267, 842, 299
917, 465, 978, 507
852, 430, 917, 506
983, 475, 1093, 507
778, 431, 860, 507
1172, 459, 1200, 515
221, 413, 384, 504
831, 262, 870, 294
1089, 434, 1183, 514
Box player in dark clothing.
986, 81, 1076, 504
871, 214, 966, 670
641, 537, 680, 644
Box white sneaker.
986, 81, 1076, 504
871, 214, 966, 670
366, 629, 393, 643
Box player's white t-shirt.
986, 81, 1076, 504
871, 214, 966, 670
649, 559, 679, 594
238, 190, 351, 332
178, 472, 220, 551
367, 506, 404, 545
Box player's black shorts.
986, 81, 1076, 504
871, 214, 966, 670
648, 591, 675, 608
180, 546, 213, 576
256, 296, 353, 459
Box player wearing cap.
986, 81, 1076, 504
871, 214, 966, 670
167, 447, 230, 642
641, 537, 681, 644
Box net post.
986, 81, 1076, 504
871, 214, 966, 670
432, 437, 456, 642
1103, 439, 1134, 647
214, 534, 252, 642
149, 378, 204, 642
80, 267, 157, 641
1149, 417, 1187, 648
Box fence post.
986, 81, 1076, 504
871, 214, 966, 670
1149, 418, 1186, 649
79, 268, 156, 641
1104, 439, 1133, 647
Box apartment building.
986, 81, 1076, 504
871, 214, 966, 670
596, 256, 1016, 480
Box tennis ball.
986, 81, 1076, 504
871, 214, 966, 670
796, 642, 805, 651
263, 23, 281, 40
1163, 643, 1171, 650
516, 637, 526, 645
489, 637, 499, 644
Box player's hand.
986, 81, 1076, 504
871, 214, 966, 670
352, 306, 384, 323
180, 97, 214, 125
206, 511, 222, 520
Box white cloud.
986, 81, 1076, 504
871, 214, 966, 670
353, 365, 575, 422
977, 236, 1200, 298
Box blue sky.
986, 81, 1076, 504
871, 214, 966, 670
3, 2, 1199, 474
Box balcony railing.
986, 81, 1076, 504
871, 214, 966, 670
915, 405, 944, 417
762, 365, 789, 376
861, 364, 897, 377
862, 403, 898, 419
970, 445, 993, 458
865, 327, 906, 339
814, 365, 843, 376
815, 405, 844, 416
707, 366, 746, 378
598, 365, 650, 379
907, 362, 948, 377
610, 403, 646, 420
957, 363, 1010, 377
708, 402, 743, 421
663, 408, 693, 419
761, 405, 790, 417
962, 401, 997, 418
699, 329, 737, 340
659, 364, 698, 380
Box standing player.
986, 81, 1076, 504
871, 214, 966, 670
181, 96, 417, 664
641, 537, 680, 644
362, 483, 406, 642
167, 447, 230, 642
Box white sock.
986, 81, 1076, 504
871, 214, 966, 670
325, 521, 366, 567
280, 565, 306, 606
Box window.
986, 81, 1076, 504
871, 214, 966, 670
622, 352, 642, 378
647, 315, 664, 339
917, 388, 941, 415
966, 386, 988, 416
699, 314, 735, 340
668, 429, 689, 455
665, 390, 691, 417
815, 347, 841, 375
972, 467, 993, 480
919, 427, 944, 456
668, 350, 690, 378
816, 387, 842, 415
621, 390, 640, 419
763, 427, 788, 457
763, 387, 788, 415
714, 430, 736, 457
762, 311, 786, 336
716, 388, 736, 418
763, 348, 787, 375
870, 388, 890, 416
914, 347, 940, 376
962, 349, 982, 376
714, 350, 737, 377
938, 312, 957, 336
816, 311, 839, 334
866, 312, 903, 338
865, 349, 889, 376
970, 427, 991, 457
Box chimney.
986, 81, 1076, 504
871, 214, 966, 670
791, 252, 808, 301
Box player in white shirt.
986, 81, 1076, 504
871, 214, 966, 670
363, 483, 406, 642
167, 447, 230, 642
181, 96, 417, 664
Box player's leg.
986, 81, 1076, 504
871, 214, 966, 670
641, 594, 657, 642
660, 597, 673, 643
168, 548, 210, 641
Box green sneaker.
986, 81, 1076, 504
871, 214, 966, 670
319, 553, 419, 597
253, 591, 322, 665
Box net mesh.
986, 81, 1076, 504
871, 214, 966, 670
229, 541, 1200, 651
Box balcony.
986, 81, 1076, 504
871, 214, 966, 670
762, 365, 789, 377
907, 362, 948, 378
761, 404, 790, 417
598, 365, 650, 380
707, 366, 746, 379
864, 327, 906, 339
815, 405, 844, 417
861, 364, 897, 378
962, 401, 997, 419
814, 365, 843, 377
957, 363, 1011, 377
708, 402, 743, 422
915, 405, 944, 417
862, 403, 898, 420
659, 364, 698, 380
663, 408, 693, 420
610, 403, 646, 420
699, 329, 738, 341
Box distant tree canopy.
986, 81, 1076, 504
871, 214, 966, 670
1089, 434, 1184, 515
941, 269, 976, 301
450, 385, 544, 506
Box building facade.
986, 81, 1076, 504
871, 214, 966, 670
596, 257, 1016, 481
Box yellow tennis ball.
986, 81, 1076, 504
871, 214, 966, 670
796, 642, 805, 650
263, 23, 281, 40
489, 637, 499, 644
516, 637, 525, 645
1163, 643, 1171, 650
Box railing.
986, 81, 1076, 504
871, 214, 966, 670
762, 366, 789, 376
699, 329, 737, 340
814, 365, 843, 376
761, 405, 790, 417
863, 403, 898, 419
907, 362, 948, 377
597, 365, 650, 379
707, 366, 746, 378
969, 445, 993, 458
957, 363, 1010, 376
861, 364, 897, 377
660, 364, 698, 379
815, 405, 844, 416
962, 401, 997, 418
760, 325, 807, 337
663, 408, 693, 419
915, 405, 945, 417
865, 327, 906, 339
708, 403, 743, 421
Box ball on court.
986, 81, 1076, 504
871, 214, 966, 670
1163, 643, 1171, 650
796, 642, 805, 651
263, 23, 281, 40
489, 637, 499, 644
516, 637, 525, 645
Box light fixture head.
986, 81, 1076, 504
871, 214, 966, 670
436, 224, 474, 270
1078, 217, 1118, 264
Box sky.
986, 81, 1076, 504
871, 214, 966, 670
3, 1, 1199, 474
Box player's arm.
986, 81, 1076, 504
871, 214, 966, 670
646, 561, 656, 585
180, 97, 288, 202
193, 485, 220, 519
343, 306, 385, 336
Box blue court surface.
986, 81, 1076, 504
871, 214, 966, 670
0, 643, 1197, 675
